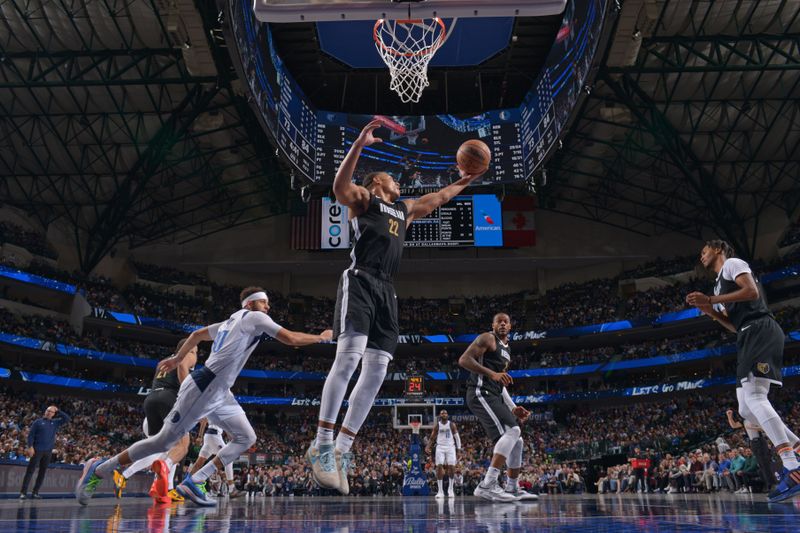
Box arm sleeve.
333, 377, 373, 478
501, 387, 517, 411
244, 312, 283, 338
454, 432, 462, 450
722, 258, 751, 281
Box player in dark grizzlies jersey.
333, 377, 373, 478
113, 338, 197, 503
307, 119, 484, 493
686, 240, 800, 503
458, 313, 538, 502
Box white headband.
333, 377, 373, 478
241, 291, 268, 308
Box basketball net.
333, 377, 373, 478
374, 18, 447, 104
410, 420, 422, 435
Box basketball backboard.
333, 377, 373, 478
253, 0, 567, 23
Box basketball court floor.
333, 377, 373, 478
2, 494, 800, 532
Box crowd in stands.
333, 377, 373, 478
3, 247, 800, 337
2, 300, 800, 384
528, 330, 732, 369
132, 262, 208, 286
0, 389, 143, 466
5, 386, 798, 496
595, 398, 800, 496
621, 255, 699, 279
0, 221, 57, 259
124, 283, 209, 325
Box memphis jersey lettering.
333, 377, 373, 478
379, 203, 406, 220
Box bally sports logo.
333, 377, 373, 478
321, 197, 350, 249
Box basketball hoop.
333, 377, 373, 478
373, 18, 447, 104
409, 420, 422, 435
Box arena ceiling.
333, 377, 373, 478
543, 0, 800, 259
0, 0, 798, 271
0, 0, 290, 271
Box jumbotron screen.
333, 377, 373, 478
230, 0, 607, 189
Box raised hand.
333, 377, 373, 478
458, 166, 485, 184
355, 120, 384, 147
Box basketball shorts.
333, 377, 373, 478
200, 429, 226, 458
333, 267, 399, 355
466, 386, 519, 442
737, 315, 784, 386
143, 389, 178, 436
435, 446, 457, 466
160, 367, 247, 439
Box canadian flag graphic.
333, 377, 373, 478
502, 196, 536, 247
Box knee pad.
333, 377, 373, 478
493, 425, 521, 459
507, 437, 524, 469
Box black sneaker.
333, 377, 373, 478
32, 493, 42, 499
19, 493, 26, 500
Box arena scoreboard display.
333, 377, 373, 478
230, 0, 608, 189
405, 375, 425, 400
404, 194, 503, 247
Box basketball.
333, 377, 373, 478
457, 139, 491, 175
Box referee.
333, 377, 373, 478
20, 405, 70, 499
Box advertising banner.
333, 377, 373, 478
321, 197, 350, 249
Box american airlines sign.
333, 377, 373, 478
321, 197, 350, 249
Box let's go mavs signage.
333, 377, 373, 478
321, 197, 350, 249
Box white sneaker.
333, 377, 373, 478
336, 450, 352, 496
474, 481, 516, 502
435, 491, 445, 499
448, 490, 455, 498
506, 487, 539, 501
306, 443, 340, 490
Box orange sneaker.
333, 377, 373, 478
149, 460, 170, 504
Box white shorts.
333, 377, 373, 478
160, 369, 246, 440
199, 432, 226, 458
435, 447, 457, 466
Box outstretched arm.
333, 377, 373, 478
333, 120, 384, 215
275, 328, 332, 347
403, 168, 484, 225
157, 326, 214, 374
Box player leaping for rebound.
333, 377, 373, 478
458, 313, 538, 502
306, 120, 485, 494
75, 287, 331, 506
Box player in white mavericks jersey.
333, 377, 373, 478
75, 286, 332, 506
425, 410, 461, 499
191, 418, 243, 498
